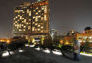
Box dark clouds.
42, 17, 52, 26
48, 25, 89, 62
0, 0, 92, 37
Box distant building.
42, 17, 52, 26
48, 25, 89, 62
85, 29, 92, 34
76, 33, 92, 47
13, 0, 49, 39
66, 30, 78, 36
0, 38, 11, 44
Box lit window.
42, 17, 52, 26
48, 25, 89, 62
33, 16, 35, 19
19, 24, 22, 28
44, 15, 47, 20
38, 16, 41, 18
38, 10, 41, 12
15, 21, 17, 23
27, 9, 31, 16
29, 11, 31, 16
42, 6, 44, 10
18, 15, 20, 17
28, 26, 31, 30
17, 26, 19, 29
35, 29, 37, 31
24, 26, 26, 28
41, 31, 43, 32
23, 29, 25, 31
33, 10, 36, 12
26, 22, 29, 25
15, 10, 19, 12
41, 17, 44, 20
19, 29, 22, 31
13, 23, 16, 25
14, 18, 16, 20
19, 10, 23, 12
32, 27, 35, 31
29, 19, 31, 21
36, 12, 38, 15
35, 17, 38, 21
33, 22, 35, 24
44, 6, 47, 13
38, 29, 40, 31
22, 11, 25, 13
20, 16, 22, 19
36, 7, 38, 9
15, 24, 17, 27
17, 20, 19, 21
21, 24, 24, 26
24, 19, 26, 23
35, 23, 38, 25
15, 16, 18, 18
38, 25, 41, 27
22, 18, 24, 20
41, 26, 43, 29
17, 24, 19, 27
27, 9, 29, 13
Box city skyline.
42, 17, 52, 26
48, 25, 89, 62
0, 0, 92, 38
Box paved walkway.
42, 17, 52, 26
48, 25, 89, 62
0, 47, 92, 63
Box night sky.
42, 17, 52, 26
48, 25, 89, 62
0, 0, 92, 38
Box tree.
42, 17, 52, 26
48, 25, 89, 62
84, 27, 91, 31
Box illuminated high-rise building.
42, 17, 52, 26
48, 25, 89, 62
31, 0, 49, 35
13, 2, 32, 37
13, 0, 49, 39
